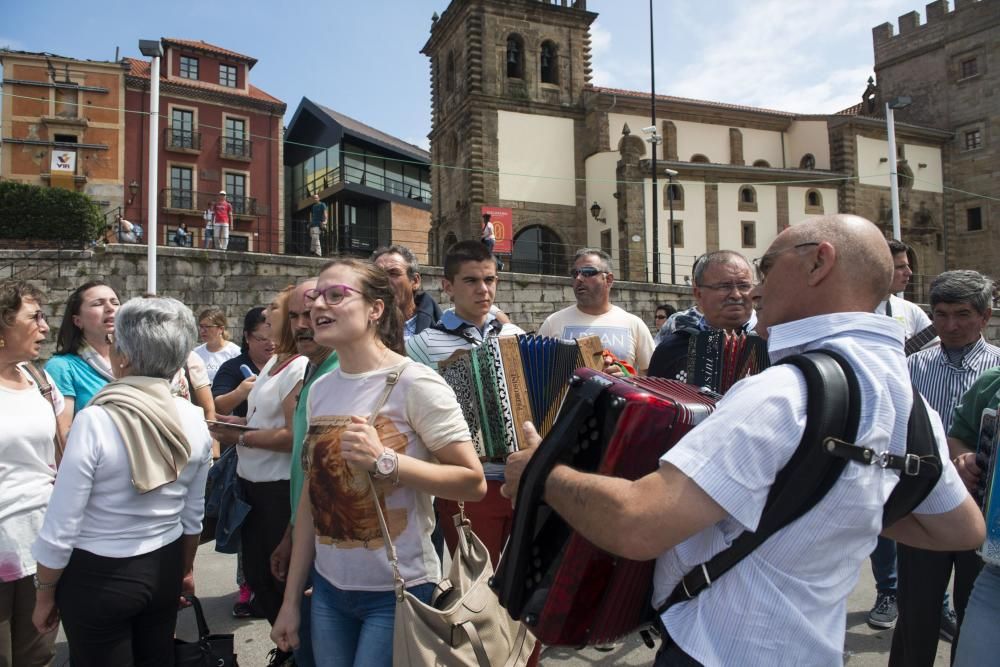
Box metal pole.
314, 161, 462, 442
886, 103, 901, 243
147, 54, 160, 294
667, 173, 676, 284
649, 0, 660, 283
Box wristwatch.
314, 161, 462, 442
374, 448, 398, 480
33, 574, 57, 590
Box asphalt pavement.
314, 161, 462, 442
49, 541, 954, 666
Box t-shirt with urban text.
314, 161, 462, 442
537, 304, 655, 371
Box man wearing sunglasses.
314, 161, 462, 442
503, 214, 982, 666
647, 251, 757, 381
537, 248, 655, 375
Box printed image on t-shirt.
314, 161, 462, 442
561, 325, 633, 362
306, 415, 408, 549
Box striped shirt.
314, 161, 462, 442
908, 337, 1000, 433
654, 312, 968, 666
405, 311, 525, 370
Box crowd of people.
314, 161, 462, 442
1, 213, 998, 667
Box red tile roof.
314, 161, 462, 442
590, 85, 797, 118
161, 38, 257, 67
125, 57, 283, 106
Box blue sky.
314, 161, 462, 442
3, 0, 925, 151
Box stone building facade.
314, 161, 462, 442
871, 0, 999, 275
420, 0, 955, 292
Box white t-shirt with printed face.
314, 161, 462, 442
537, 304, 656, 371
0, 366, 63, 581
305, 360, 471, 591
237, 355, 308, 483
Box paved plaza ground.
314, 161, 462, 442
50, 541, 954, 666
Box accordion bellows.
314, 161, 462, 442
438, 334, 604, 460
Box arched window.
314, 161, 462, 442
752, 159, 771, 168
506, 35, 524, 79
446, 52, 455, 92
540, 41, 558, 84
898, 162, 914, 190
738, 185, 758, 212
512, 225, 562, 275
805, 189, 823, 213
663, 183, 685, 211
799, 153, 816, 170
690, 154, 710, 163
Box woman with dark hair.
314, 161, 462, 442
270, 258, 485, 665
44, 280, 120, 422
0, 280, 63, 667
31, 297, 212, 667
212, 306, 273, 418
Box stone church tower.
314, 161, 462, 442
421, 0, 597, 265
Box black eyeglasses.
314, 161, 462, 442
752, 242, 819, 282
570, 267, 607, 279
303, 284, 363, 306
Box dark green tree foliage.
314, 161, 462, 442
0, 181, 104, 243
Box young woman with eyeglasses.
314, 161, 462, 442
270, 258, 485, 666
212, 307, 274, 418
193, 307, 241, 383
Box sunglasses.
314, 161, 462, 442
570, 267, 607, 279
304, 284, 364, 306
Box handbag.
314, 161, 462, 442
362, 366, 536, 666
174, 594, 239, 667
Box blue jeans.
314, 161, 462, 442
310, 568, 435, 667
871, 536, 898, 592
954, 565, 1000, 666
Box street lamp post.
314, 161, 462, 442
139, 39, 163, 294
886, 95, 911, 244
665, 168, 678, 284
647, 0, 660, 283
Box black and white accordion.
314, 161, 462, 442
975, 408, 1000, 565
493, 368, 719, 646
686, 329, 769, 395
438, 334, 604, 461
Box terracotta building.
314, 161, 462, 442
0, 50, 128, 213
123, 38, 286, 252
420, 0, 957, 296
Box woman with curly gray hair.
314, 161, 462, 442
31, 297, 213, 667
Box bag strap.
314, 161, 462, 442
659, 350, 860, 612
21, 362, 66, 466
364, 363, 409, 599
180, 594, 212, 640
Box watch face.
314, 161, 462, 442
376, 452, 396, 475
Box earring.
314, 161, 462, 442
0, 337, 5, 348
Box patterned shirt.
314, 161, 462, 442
908, 337, 1000, 433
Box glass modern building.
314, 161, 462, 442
284, 98, 432, 258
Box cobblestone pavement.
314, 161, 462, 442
51, 541, 953, 665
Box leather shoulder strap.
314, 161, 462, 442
882, 387, 942, 527
21, 363, 66, 465
660, 350, 860, 612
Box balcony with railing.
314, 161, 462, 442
219, 136, 252, 162
161, 189, 259, 218
164, 127, 201, 154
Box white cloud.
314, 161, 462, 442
405, 136, 431, 151
0, 37, 24, 51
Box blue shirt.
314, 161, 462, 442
654, 312, 968, 666
44, 354, 109, 415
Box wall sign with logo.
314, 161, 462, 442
481, 206, 513, 254
50, 150, 77, 173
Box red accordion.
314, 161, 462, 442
493, 368, 718, 646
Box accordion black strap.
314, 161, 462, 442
659, 350, 860, 612
659, 350, 942, 613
